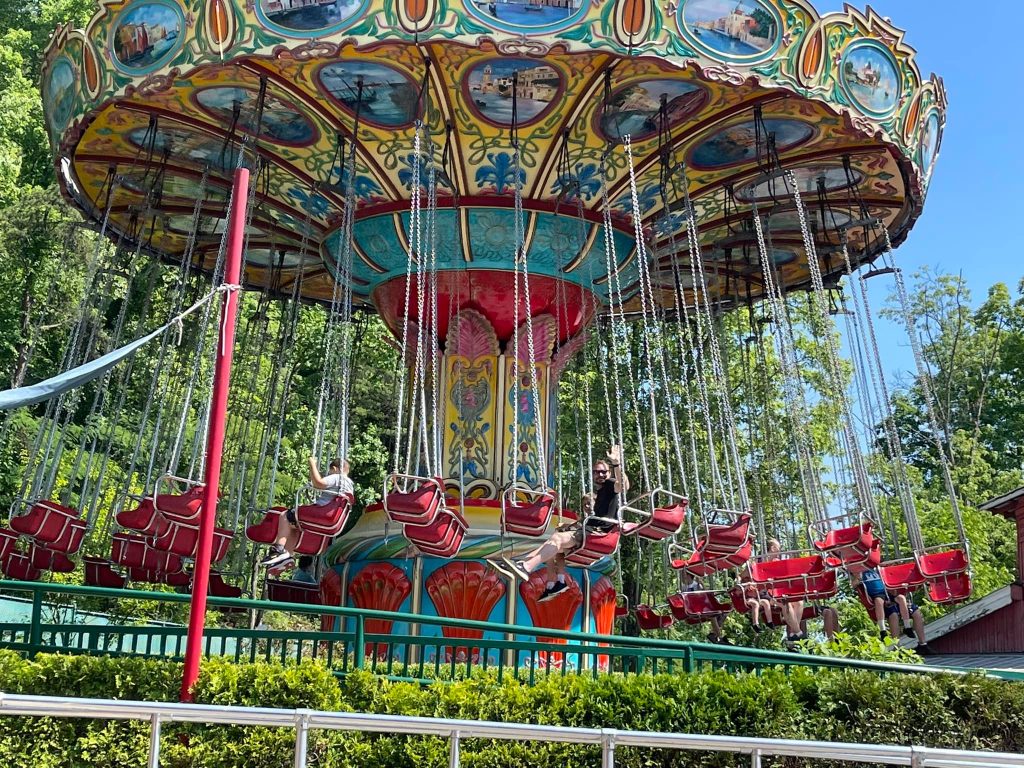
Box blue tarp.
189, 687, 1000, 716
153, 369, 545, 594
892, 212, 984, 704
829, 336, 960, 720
0, 324, 168, 411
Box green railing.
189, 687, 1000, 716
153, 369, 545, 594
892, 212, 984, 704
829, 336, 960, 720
1, 580, 1021, 683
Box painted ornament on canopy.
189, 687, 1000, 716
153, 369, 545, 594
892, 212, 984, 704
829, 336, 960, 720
110, 1, 183, 72
46, 57, 76, 132
919, 111, 941, 182
599, 79, 707, 142
680, 0, 780, 61
466, 59, 562, 127
257, 0, 363, 35
195, 87, 317, 146
466, 0, 584, 32
840, 42, 901, 117
690, 119, 813, 169
319, 61, 419, 127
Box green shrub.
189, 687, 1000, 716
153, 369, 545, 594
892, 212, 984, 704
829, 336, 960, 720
0, 653, 1020, 767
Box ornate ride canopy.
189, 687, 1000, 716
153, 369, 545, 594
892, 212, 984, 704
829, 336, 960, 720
42, 0, 944, 310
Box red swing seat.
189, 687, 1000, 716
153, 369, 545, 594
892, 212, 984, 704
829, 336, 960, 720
27, 543, 75, 573
728, 585, 751, 614
671, 539, 753, 577
383, 475, 446, 525
621, 490, 687, 541
0, 528, 19, 562
150, 521, 233, 561
125, 567, 190, 587
565, 524, 620, 566
294, 493, 354, 537
879, 559, 925, 595
403, 508, 468, 557
927, 571, 972, 605
703, 512, 752, 551
500, 485, 556, 537
266, 578, 321, 605
916, 547, 969, 579
152, 478, 206, 523
207, 570, 243, 599
83, 556, 126, 589
111, 532, 183, 573
635, 604, 674, 630
812, 519, 878, 566
826, 539, 882, 573
116, 498, 170, 537
667, 590, 731, 624
246, 507, 335, 555
246, 507, 285, 544
1, 551, 41, 581
749, 554, 838, 602
614, 595, 629, 618
10, 500, 84, 550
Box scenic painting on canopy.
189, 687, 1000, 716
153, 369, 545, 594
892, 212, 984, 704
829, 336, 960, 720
46, 57, 75, 131
681, 0, 779, 58
689, 119, 814, 168
194, 87, 317, 145
599, 79, 707, 142
469, 0, 583, 29
841, 42, 901, 116
466, 59, 562, 126
110, 2, 182, 70
259, 0, 363, 32
319, 61, 419, 127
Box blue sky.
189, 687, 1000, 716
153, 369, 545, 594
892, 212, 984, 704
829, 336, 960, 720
815, 1, 1022, 384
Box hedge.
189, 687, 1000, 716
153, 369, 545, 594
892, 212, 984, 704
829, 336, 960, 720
0, 652, 1021, 767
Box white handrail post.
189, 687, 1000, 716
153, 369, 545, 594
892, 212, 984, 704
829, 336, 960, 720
602, 730, 615, 768
751, 747, 762, 767
294, 712, 310, 768
147, 713, 161, 768
449, 728, 461, 768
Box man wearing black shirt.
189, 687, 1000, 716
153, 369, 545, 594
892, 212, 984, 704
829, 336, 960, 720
504, 446, 629, 601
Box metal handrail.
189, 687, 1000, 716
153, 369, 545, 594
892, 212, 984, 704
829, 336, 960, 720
0, 693, 1019, 768
0, 580, 1021, 681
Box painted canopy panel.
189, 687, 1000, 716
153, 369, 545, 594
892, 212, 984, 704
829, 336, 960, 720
42, 1, 944, 309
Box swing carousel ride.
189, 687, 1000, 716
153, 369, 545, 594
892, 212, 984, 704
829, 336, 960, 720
15, 0, 968, 654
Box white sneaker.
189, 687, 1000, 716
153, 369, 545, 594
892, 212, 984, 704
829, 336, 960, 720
261, 549, 292, 568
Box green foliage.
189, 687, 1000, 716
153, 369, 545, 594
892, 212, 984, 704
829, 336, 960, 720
0, 654, 1021, 767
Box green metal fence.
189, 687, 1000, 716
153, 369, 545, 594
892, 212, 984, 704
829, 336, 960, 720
1, 580, 1020, 683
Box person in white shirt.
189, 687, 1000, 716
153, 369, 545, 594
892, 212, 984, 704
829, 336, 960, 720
309, 457, 354, 505
261, 458, 354, 569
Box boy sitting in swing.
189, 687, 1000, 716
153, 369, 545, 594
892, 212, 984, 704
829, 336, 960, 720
260, 457, 353, 569
503, 446, 628, 602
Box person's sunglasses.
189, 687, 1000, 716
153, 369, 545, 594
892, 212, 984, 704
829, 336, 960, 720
593, 469, 608, 475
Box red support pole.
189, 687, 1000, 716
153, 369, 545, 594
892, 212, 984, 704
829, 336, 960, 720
179, 167, 249, 701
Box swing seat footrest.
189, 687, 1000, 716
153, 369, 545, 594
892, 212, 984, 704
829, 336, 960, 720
927, 571, 972, 604
635, 604, 674, 630
27, 543, 75, 573
266, 579, 321, 605
1, 552, 41, 581
246, 507, 285, 544
116, 499, 170, 538
668, 591, 730, 623
84, 556, 126, 589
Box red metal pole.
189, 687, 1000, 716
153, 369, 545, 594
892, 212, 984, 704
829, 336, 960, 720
179, 167, 248, 701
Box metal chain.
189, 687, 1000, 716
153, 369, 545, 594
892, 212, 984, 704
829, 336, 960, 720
789, 172, 878, 524
885, 231, 966, 547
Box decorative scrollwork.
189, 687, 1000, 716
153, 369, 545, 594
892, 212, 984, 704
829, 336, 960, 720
273, 40, 341, 61
700, 65, 747, 86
